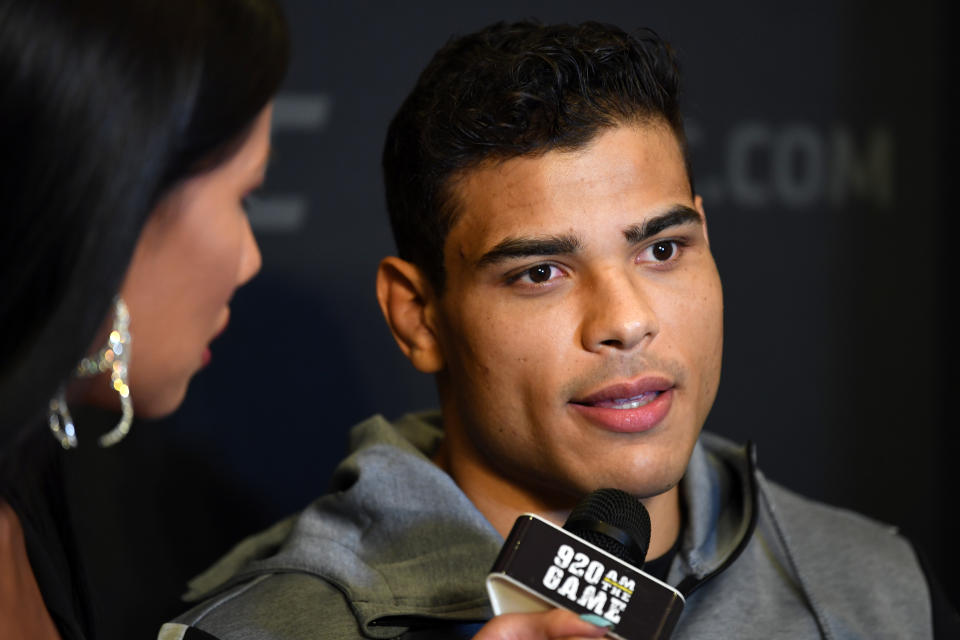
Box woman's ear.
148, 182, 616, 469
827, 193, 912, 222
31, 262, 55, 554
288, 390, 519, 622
376, 256, 445, 373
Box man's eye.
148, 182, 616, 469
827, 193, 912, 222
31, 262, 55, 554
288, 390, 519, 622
527, 264, 554, 283
652, 241, 675, 261
640, 240, 684, 264
509, 263, 563, 286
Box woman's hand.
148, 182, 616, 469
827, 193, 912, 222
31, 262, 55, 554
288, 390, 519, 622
472, 608, 611, 640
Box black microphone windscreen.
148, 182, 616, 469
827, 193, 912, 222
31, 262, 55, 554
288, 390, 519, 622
563, 488, 651, 568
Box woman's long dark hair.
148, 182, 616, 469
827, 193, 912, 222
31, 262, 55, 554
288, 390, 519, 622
0, 0, 290, 448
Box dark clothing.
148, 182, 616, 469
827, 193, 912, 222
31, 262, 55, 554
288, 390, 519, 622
0, 424, 93, 640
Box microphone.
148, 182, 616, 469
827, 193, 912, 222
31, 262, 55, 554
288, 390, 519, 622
486, 489, 684, 639
563, 488, 651, 569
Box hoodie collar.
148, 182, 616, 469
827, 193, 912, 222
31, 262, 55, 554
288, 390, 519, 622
672, 432, 758, 595
185, 415, 759, 632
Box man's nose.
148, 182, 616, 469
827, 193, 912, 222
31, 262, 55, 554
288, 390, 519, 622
579, 266, 659, 353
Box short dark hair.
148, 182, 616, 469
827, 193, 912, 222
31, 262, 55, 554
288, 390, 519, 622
382, 21, 690, 292
0, 0, 289, 445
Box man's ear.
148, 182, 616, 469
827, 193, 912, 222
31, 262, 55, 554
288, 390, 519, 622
694, 194, 711, 247
376, 256, 445, 373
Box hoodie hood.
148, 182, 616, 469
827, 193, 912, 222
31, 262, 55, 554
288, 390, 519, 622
178, 412, 933, 640
183, 413, 759, 633
185, 412, 502, 629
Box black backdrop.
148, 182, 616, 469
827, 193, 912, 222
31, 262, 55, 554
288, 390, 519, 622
60, 1, 957, 637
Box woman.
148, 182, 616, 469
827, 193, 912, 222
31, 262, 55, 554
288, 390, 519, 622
0, 3, 609, 638
0, 0, 289, 637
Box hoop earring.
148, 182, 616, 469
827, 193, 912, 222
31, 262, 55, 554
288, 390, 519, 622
48, 297, 133, 449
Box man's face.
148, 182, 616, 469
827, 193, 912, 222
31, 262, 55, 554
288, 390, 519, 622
432, 122, 723, 503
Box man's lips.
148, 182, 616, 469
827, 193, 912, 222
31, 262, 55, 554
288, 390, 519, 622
569, 376, 674, 433
572, 376, 673, 405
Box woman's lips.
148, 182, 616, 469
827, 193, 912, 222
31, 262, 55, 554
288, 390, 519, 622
203, 309, 230, 368
569, 377, 674, 432
212, 309, 231, 341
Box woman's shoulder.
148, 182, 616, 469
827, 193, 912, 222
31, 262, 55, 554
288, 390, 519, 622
0, 499, 64, 640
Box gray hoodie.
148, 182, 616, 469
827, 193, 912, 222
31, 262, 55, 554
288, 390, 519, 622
160, 412, 931, 640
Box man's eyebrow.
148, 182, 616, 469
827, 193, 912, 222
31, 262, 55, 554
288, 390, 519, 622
623, 206, 702, 244
474, 205, 700, 267
476, 234, 582, 267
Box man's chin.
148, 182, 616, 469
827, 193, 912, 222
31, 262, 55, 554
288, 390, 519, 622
513, 464, 685, 509
563, 442, 694, 501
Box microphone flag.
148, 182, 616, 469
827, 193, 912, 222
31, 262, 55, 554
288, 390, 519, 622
486, 514, 684, 639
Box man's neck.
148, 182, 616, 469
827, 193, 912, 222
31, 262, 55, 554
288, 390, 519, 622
432, 436, 682, 561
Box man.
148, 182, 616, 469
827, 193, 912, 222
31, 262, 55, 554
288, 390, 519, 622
162, 21, 949, 639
